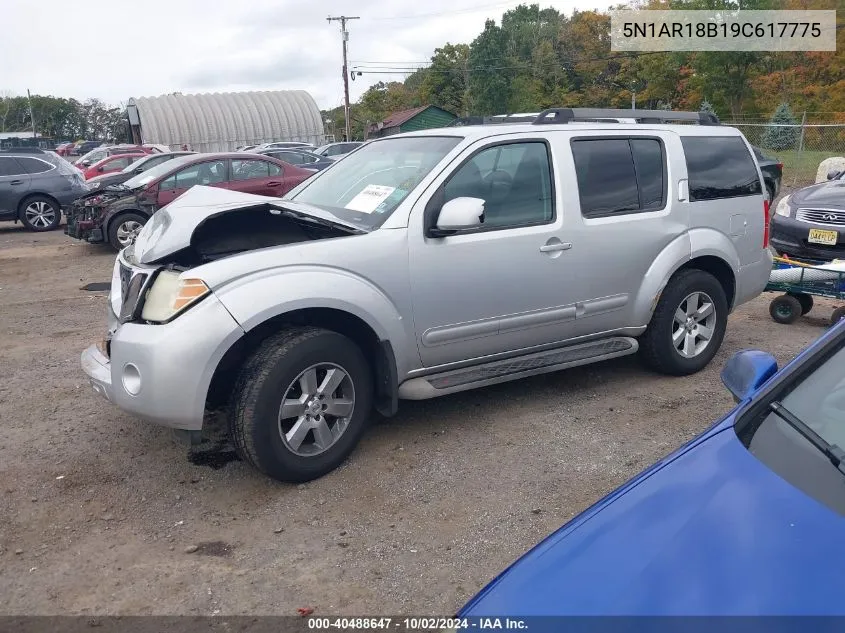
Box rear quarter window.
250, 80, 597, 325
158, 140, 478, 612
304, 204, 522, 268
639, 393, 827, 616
681, 136, 762, 201
15, 157, 54, 174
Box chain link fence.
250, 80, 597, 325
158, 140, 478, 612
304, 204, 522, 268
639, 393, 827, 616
726, 121, 845, 188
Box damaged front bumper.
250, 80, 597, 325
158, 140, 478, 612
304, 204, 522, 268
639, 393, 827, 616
65, 202, 105, 243
81, 256, 246, 431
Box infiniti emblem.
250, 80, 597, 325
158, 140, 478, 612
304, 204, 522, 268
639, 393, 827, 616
822, 213, 841, 221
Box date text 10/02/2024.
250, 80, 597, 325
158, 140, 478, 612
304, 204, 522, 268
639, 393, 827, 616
307, 617, 528, 630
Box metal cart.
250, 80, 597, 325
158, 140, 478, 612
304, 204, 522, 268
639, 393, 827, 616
765, 256, 845, 325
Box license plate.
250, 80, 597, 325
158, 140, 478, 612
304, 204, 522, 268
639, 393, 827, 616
808, 228, 838, 246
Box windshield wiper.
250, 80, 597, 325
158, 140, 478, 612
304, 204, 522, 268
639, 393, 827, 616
769, 401, 845, 474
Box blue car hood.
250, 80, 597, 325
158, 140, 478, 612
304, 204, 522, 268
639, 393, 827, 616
461, 423, 845, 616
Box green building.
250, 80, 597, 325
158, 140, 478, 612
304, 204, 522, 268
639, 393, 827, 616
367, 105, 457, 139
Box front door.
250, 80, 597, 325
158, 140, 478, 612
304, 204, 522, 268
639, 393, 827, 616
408, 138, 576, 368
156, 158, 227, 207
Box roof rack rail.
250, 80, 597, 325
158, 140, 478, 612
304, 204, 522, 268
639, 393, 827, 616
0, 146, 47, 154
450, 113, 540, 127
532, 108, 720, 126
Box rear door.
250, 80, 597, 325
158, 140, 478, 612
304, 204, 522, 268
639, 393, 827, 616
156, 158, 227, 207
558, 130, 689, 337
229, 158, 286, 196
0, 157, 31, 218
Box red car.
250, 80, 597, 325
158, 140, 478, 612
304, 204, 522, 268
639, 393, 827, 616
55, 142, 75, 157
82, 153, 146, 180
74, 144, 159, 169
66, 153, 314, 250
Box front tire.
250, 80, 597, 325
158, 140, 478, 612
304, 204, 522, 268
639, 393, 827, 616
229, 327, 373, 483
19, 196, 61, 232
640, 269, 728, 376
107, 212, 146, 251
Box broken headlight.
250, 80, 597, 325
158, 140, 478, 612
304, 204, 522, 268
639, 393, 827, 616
140, 271, 210, 323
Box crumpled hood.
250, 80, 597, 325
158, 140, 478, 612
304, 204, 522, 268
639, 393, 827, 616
130, 185, 359, 265
791, 180, 845, 208
461, 427, 845, 616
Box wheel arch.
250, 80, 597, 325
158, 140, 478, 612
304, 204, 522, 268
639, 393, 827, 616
205, 307, 399, 420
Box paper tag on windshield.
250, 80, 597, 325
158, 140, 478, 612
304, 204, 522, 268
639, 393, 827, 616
345, 185, 396, 213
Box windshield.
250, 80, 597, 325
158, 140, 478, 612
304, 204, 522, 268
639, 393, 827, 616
288, 135, 462, 229
124, 155, 195, 189
120, 154, 159, 173
739, 331, 845, 515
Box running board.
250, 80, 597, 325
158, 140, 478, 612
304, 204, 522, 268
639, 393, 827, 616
398, 337, 639, 400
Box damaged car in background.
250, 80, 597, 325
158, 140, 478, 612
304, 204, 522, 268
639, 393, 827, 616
80, 113, 772, 483
65, 152, 312, 250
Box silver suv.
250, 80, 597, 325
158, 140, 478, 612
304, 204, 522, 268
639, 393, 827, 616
81, 108, 772, 482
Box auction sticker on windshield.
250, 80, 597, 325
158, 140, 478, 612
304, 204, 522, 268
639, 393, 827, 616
345, 185, 396, 213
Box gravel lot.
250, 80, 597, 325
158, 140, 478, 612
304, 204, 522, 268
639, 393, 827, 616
0, 221, 838, 616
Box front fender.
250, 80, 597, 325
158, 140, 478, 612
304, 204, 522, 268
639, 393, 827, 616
212, 266, 417, 378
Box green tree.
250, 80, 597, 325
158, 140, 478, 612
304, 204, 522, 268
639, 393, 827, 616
467, 19, 510, 115
419, 44, 470, 116
762, 102, 799, 151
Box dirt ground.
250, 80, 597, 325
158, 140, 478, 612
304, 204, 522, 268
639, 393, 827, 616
0, 221, 839, 616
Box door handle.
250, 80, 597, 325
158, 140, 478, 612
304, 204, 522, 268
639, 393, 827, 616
10, 179, 23, 185
539, 242, 572, 252
267, 181, 281, 186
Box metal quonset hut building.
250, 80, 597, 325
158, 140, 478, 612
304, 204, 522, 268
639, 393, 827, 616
125, 90, 325, 152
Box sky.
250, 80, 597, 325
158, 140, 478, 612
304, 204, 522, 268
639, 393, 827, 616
0, 0, 616, 112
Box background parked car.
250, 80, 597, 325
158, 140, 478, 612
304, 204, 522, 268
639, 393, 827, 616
72, 140, 103, 156
66, 153, 313, 250
0, 147, 88, 231
255, 141, 317, 152
256, 148, 334, 172
81, 153, 146, 180
752, 145, 784, 202
771, 169, 845, 261
74, 144, 158, 169
458, 319, 845, 616
55, 142, 75, 157
85, 151, 196, 190
313, 141, 364, 160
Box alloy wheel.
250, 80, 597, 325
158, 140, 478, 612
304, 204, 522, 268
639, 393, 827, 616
278, 363, 356, 457
25, 201, 57, 229
672, 291, 717, 358
115, 220, 142, 247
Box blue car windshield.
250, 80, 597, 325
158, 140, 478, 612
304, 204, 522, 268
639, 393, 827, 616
739, 333, 845, 515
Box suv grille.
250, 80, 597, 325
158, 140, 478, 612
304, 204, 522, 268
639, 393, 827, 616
118, 262, 150, 322
796, 208, 845, 226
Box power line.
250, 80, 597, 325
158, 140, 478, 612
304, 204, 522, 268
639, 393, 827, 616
369, 0, 525, 21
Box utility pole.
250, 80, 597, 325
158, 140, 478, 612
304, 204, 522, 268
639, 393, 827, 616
327, 15, 359, 142
26, 89, 37, 139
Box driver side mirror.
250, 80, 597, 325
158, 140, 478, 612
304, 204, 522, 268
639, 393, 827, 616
429, 197, 485, 237
721, 350, 778, 403
827, 169, 842, 181
97, 166, 105, 172
81, 160, 91, 167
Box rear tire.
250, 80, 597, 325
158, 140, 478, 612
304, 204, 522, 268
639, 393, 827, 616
107, 212, 146, 251
831, 306, 845, 326
770, 294, 802, 324
19, 195, 61, 232
229, 327, 373, 483
640, 269, 728, 376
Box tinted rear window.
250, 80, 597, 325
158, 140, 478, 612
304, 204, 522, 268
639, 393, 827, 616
571, 137, 666, 218
682, 136, 762, 201
0, 157, 22, 176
